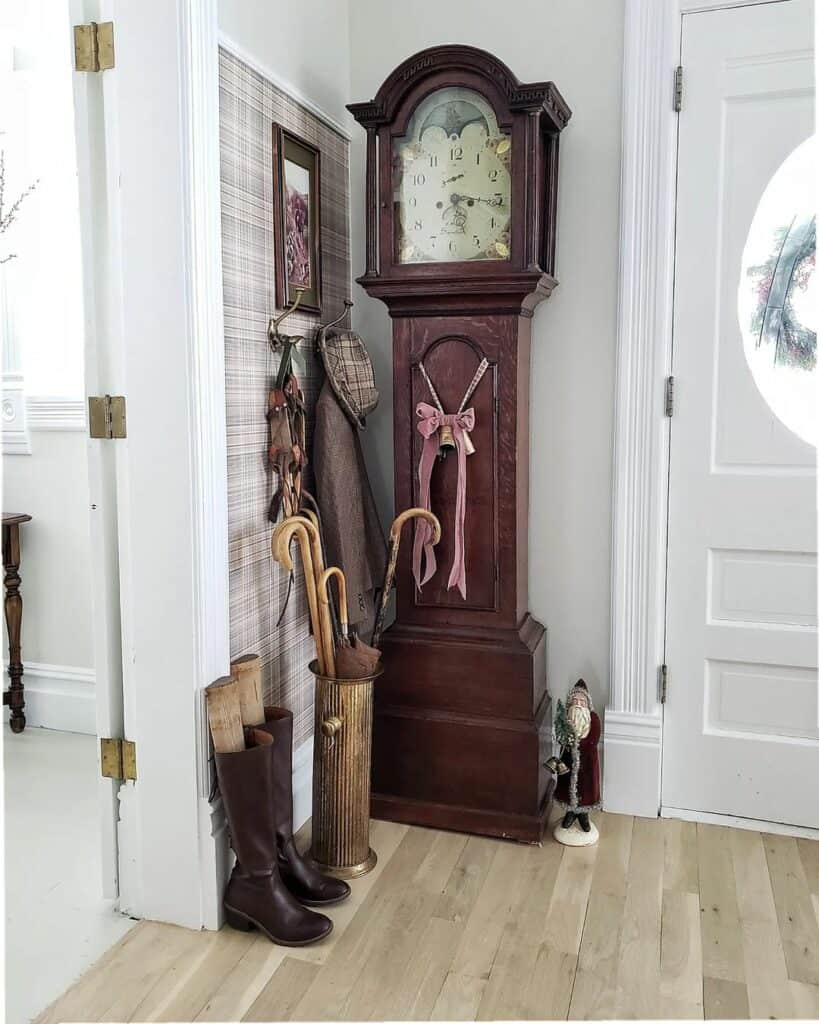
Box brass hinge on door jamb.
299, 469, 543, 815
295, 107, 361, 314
659, 664, 668, 704
74, 21, 115, 72
674, 66, 683, 112
665, 376, 675, 418
100, 738, 137, 781
88, 395, 126, 438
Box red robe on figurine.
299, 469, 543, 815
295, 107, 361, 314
554, 680, 601, 813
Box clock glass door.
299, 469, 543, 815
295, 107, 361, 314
392, 87, 512, 264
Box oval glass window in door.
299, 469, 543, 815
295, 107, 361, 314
738, 136, 816, 446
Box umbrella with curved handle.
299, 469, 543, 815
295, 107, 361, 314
371, 507, 441, 650
317, 566, 349, 678
318, 566, 348, 642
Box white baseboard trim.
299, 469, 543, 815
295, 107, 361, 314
200, 794, 230, 931
662, 805, 819, 840
602, 709, 662, 817
3, 661, 96, 734
293, 736, 314, 833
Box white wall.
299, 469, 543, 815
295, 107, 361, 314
217, 0, 351, 130
347, 0, 625, 711
1, 1, 95, 734
2, 430, 96, 732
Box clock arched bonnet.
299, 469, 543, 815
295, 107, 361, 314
349, 46, 571, 843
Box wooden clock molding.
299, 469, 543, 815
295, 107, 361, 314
349, 45, 571, 842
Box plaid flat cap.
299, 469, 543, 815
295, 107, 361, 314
316, 327, 379, 429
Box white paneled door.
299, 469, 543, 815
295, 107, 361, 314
663, 0, 817, 828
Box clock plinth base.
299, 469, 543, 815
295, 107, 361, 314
371, 780, 554, 845
371, 618, 553, 844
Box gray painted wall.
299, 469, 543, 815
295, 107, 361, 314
347, 0, 625, 711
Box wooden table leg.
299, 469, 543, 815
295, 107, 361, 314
3, 522, 26, 733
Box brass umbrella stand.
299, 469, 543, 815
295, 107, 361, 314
273, 515, 381, 878
308, 657, 383, 879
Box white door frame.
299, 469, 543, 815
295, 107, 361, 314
77, 0, 229, 928
603, 0, 791, 818
178, 0, 232, 930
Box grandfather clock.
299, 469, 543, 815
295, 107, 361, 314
349, 46, 570, 842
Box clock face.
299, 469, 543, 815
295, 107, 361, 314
393, 87, 512, 264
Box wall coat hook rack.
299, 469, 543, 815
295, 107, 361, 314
268, 287, 305, 350
319, 298, 354, 334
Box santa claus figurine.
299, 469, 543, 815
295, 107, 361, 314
548, 679, 601, 846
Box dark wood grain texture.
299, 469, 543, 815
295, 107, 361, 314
3, 513, 32, 733
349, 45, 570, 842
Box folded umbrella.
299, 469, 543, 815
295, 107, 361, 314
371, 508, 441, 650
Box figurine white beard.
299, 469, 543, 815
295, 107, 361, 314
549, 680, 601, 847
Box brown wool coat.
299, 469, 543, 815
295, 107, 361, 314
313, 380, 387, 630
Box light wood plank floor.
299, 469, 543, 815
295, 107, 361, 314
36, 810, 819, 1022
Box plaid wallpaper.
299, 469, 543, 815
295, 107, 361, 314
219, 47, 351, 748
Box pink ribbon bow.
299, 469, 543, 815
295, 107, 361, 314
412, 401, 475, 600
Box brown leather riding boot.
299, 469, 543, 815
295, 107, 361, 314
261, 707, 351, 906
216, 729, 333, 945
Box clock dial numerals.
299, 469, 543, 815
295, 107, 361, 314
393, 86, 512, 264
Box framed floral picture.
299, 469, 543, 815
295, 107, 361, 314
272, 124, 322, 314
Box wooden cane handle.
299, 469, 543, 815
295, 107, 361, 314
271, 518, 326, 674
300, 509, 320, 533
371, 509, 442, 650
315, 567, 341, 678
390, 507, 441, 545
271, 521, 296, 571
319, 567, 348, 639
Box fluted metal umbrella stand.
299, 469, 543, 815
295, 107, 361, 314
308, 659, 382, 879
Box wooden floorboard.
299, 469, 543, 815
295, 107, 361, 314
731, 827, 794, 1020
567, 812, 633, 1021
35, 813, 819, 1023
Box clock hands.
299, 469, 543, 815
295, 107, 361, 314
440, 190, 504, 236
451, 192, 504, 208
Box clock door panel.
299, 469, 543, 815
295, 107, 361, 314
410, 334, 498, 611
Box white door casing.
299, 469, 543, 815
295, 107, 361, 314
70, 0, 230, 926
662, 0, 817, 827
605, 0, 679, 817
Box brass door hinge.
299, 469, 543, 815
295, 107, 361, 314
74, 21, 115, 72
100, 737, 137, 781
659, 663, 668, 704
674, 65, 683, 112
88, 395, 126, 438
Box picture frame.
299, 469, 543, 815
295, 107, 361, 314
272, 124, 322, 315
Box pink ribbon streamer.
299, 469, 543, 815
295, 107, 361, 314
411, 401, 475, 600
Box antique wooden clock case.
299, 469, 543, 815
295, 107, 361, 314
348, 46, 571, 842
